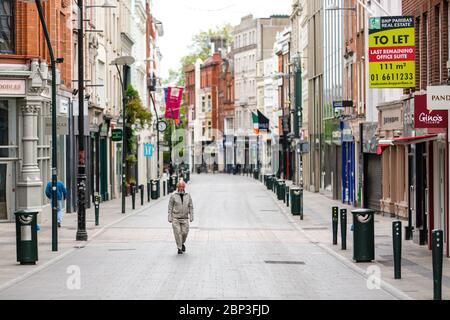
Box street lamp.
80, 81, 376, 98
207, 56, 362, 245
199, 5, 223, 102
21, 0, 60, 251
110, 56, 135, 214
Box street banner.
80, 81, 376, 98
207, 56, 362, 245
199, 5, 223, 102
257, 110, 270, 132
164, 86, 183, 121
252, 112, 259, 134
368, 16, 415, 88
414, 94, 448, 128
426, 86, 450, 111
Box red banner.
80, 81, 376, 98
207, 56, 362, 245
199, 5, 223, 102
164, 87, 184, 121
414, 94, 448, 129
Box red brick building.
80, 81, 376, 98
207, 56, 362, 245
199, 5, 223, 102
398, 0, 449, 255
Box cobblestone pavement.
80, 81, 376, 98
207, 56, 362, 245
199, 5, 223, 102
0, 174, 399, 300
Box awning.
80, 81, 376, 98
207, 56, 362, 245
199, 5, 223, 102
376, 134, 439, 155
376, 144, 392, 155
392, 134, 438, 145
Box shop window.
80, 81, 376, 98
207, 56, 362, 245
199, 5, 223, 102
0, 0, 14, 54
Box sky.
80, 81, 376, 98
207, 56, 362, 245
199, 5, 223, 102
153, 0, 293, 80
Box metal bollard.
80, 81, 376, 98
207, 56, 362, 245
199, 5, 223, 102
332, 206, 338, 245
140, 185, 144, 206
300, 188, 304, 220
286, 186, 290, 207
340, 209, 347, 250
432, 229, 443, 300
94, 194, 100, 226
131, 186, 136, 210
147, 181, 151, 203
163, 181, 166, 196
393, 221, 402, 279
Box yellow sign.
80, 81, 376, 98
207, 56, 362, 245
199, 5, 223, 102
368, 16, 415, 88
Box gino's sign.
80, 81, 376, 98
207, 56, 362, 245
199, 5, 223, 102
415, 94, 447, 129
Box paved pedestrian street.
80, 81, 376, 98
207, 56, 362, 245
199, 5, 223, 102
0, 175, 397, 300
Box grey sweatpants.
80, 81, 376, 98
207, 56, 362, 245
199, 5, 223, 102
172, 218, 190, 250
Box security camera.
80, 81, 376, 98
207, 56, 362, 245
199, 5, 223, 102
72, 88, 79, 96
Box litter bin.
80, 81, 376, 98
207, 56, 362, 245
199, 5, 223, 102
290, 188, 302, 216
272, 178, 278, 194
277, 180, 286, 201
352, 209, 375, 262
253, 169, 260, 180
151, 179, 160, 200
15, 210, 39, 265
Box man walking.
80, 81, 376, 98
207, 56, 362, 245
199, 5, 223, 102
168, 180, 194, 254
45, 180, 68, 228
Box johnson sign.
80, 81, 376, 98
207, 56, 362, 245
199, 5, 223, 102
415, 94, 448, 128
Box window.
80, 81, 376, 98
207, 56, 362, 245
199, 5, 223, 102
207, 94, 212, 112
0, 0, 15, 54
202, 96, 206, 112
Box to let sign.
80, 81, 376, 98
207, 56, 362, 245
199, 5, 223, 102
368, 16, 415, 88
415, 94, 448, 128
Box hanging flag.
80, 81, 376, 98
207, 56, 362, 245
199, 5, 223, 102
164, 86, 184, 121
257, 110, 270, 132
252, 112, 260, 135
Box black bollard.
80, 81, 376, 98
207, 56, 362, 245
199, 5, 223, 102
131, 186, 136, 210
340, 209, 347, 250
147, 181, 151, 203
163, 181, 166, 196
300, 188, 304, 221
432, 229, 443, 300
332, 206, 338, 245
94, 194, 100, 226
140, 185, 144, 206
286, 186, 290, 207
393, 221, 402, 279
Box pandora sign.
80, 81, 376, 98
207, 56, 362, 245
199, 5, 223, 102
415, 94, 448, 128
427, 86, 450, 110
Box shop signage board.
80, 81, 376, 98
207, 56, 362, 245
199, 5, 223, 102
414, 94, 448, 128
368, 16, 415, 88
144, 144, 153, 157
427, 86, 450, 111
45, 116, 69, 135
111, 129, 123, 142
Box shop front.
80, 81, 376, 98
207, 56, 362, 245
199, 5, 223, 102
376, 100, 408, 219
361, 122, 382, 212
411, 94, 448, 253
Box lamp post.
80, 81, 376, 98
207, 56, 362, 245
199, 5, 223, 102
74, 0, 116, 241
111, 56, 135, 214
22, 0, 60, 250
149, 92, 160, 179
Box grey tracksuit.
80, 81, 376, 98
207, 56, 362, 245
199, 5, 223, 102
168, 192, 194, 250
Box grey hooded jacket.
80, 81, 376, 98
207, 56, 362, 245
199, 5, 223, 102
168, 192, 194, 222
